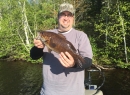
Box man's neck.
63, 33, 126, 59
58, 27, 72, 33
58, 28, 72, 33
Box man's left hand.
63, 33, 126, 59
59, 52, 75, 68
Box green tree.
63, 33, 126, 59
94, 0, 130, 68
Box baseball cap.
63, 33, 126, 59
59, 3, 75, 14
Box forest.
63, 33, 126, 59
0, 0, 130, 69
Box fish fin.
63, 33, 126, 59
58, 33, 66, 39
76, 55, 86, 68
47, 47, 52, 53
77, 59, 83, 68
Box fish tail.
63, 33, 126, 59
76, 55, 85, 68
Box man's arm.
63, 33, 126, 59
30, 46, 43, 60
30, 39, 45, 60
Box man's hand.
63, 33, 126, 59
59, 52, 75, 68
33, 39, 44, 48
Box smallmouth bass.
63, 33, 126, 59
36, 31, 85, 67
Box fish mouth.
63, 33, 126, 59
36, 33, 46, 43
40, 37, 46, 43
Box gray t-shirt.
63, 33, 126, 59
40, 28, 93, 95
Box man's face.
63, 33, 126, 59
58, 11, 74, 32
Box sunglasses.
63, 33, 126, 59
59, 12, 73, 17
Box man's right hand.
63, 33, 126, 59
33, 39, 44, 48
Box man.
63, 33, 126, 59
30, 2, 93, 95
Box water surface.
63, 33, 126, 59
0, 61, 130, 95
0, 61, 42, 95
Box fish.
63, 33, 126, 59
36, 30, 85, 67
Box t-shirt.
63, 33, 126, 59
40, 28, 93, 95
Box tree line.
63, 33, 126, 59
0, 0, 130, 69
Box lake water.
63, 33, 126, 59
0, 61, 130, 95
